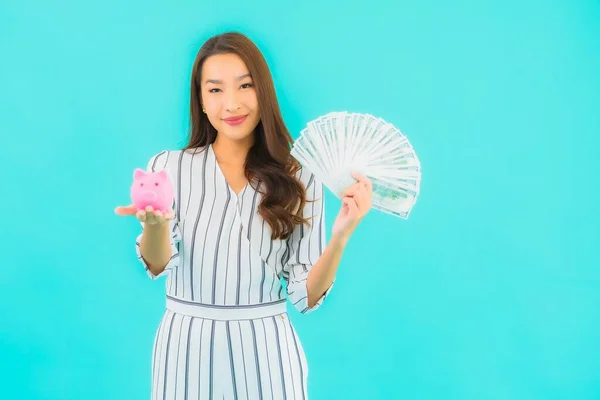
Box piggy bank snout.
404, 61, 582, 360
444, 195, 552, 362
139, 191, 158, 201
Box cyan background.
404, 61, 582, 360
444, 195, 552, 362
1, 0, 599, 399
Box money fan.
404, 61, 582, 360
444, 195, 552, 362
291, 111, 422, 219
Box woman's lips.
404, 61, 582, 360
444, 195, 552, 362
223, 115, 248, 126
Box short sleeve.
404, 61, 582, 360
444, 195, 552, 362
282, 169, 332, 314
134, 151, 182, 279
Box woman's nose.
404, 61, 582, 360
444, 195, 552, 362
224, 93, 241, 112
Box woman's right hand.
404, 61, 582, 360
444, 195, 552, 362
115, 204, 174, 226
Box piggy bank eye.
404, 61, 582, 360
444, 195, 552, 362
154, 182, 159, 186
140, 183, 144, 187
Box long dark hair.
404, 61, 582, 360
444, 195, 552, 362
185, 32, 310, 240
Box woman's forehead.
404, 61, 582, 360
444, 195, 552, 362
202, 54, 251, 81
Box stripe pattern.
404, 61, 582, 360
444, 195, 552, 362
134, 145, 330, 398
150, 309, 308, 399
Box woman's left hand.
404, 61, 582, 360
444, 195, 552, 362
332, 172, 373, 241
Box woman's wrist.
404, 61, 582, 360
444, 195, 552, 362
329, 231, 350, 248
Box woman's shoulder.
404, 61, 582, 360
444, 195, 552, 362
146, 146, 209, 172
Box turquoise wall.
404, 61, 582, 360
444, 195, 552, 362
1, 0, 599, 398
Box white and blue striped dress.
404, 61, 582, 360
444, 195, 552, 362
135, 144, 332, 399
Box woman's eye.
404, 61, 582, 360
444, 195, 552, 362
209, 88, 221, 93
240, 83, 253, 89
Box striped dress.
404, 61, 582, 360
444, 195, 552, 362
135, 144, 332, 399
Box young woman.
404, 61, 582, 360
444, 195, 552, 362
116, 31, 372, 399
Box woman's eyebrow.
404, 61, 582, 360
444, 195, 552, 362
205, 73, 252, 84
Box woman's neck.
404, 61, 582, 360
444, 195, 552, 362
212, 134, 253, 166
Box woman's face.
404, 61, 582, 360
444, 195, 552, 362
200, 53, 261, 144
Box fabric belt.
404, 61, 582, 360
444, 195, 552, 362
165, 295, 287, 321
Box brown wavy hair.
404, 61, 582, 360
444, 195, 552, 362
184, 32, 310, 240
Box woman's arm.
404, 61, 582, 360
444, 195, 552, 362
305, 233, 348, 308
306, 172, 373, 307
282, 171, 372, 313
139, 220, 173, 276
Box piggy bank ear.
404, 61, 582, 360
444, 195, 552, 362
156, 170, 169, 182
134, 168, 147, 180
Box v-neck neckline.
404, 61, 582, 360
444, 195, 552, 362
209, 143, 250, 198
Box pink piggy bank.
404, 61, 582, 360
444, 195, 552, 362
130, 168, 174, 213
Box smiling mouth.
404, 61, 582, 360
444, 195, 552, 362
222, 115, 248, 126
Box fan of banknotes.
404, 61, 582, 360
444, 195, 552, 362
291, 111, 421, 219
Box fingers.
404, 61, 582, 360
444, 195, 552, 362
353, 186, 370, 213
118, 203, 175, 225
342, 196, 359, 215
114, 204, 138, 216
342, 182, 362, 198
351, 171, 373, 192
342, 175, 373, 215
136, 206, 174, 225
136, 209, 147, 222
142, 206, 158, 225
342, 182, 368, 201
343, 173, 373, 197
163, 210, 175, 220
